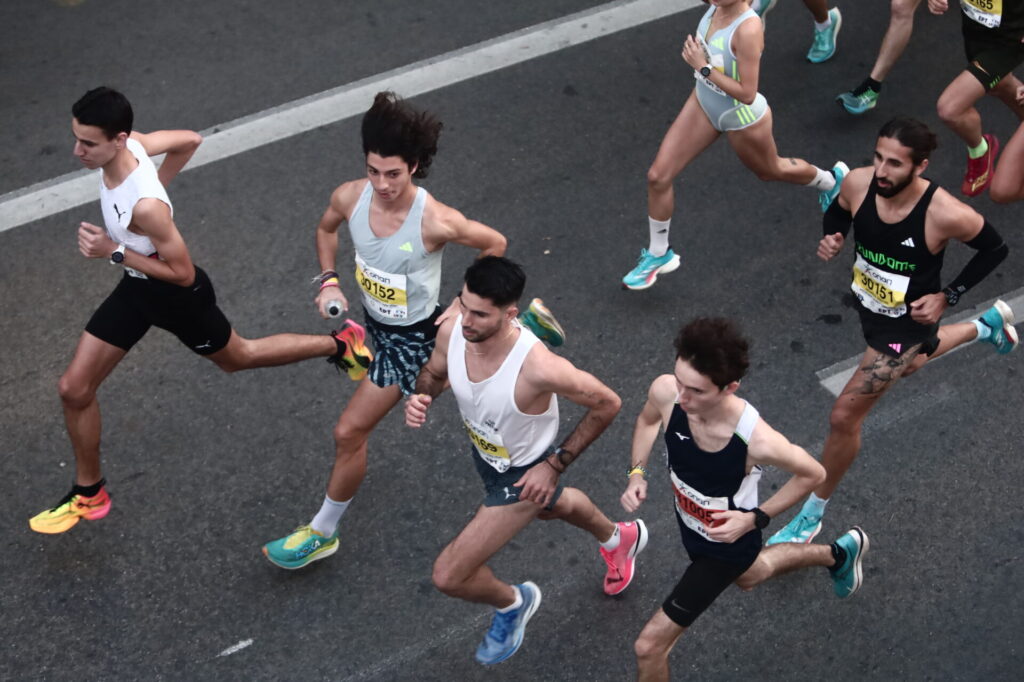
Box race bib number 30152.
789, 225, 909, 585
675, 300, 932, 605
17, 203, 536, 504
355, 254, 409, 321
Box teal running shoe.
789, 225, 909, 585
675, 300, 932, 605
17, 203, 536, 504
837, 88, 879, 115
622, 248, 680, 290
977, 300, 1018, 354
475, 582, 542, 665
262, 525, 339, 569
819, 161, 849, 213
766, 509, 823, 546
807, 7, 842, 63
754, 0, 778, 27
830, 526, 869, 598
518, 298, 566, 347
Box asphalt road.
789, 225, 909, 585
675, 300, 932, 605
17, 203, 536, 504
2, 1, 1023, 680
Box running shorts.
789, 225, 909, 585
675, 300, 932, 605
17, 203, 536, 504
962, 12, 1024, 90
662, 551, 757, 627
471, 448, 565, 511
85, 266, 231, 355
363, 305, 441, 395
858, 307, 939, 359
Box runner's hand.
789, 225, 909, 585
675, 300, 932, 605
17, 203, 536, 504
435, 296, 461, 326
927, 0, 948, 15
78, 222, 115, 259
316, 285, 348, 319
681, 34, 707, 70
405, 394, 432, 428
621, 476, 648, 513
514, 462, 559, 508
909, 292, 947, 324
1016, 85, 1024, 104
707, 510, 755, 544
817, 232, 844, 261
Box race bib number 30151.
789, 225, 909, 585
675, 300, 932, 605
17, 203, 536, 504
851, 253, 909, 318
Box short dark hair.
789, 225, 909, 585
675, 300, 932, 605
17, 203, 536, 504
878, 116, 937, 165
463, 256, 525, 307
673, 317, 749, 388
361, 91, 442, 178
72, 87, 133, 139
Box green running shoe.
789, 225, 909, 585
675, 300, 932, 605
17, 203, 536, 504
262, 525, 339, 569
830, 527, 869, 598
977, 300, 1018, 354
837, 88, 879, 115
754, 0, 778, 27
807, 7, 842, 63
518, 298, 566, 347
766, 509, 823, 546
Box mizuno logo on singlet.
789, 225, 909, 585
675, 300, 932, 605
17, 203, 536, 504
399, 242, 413, 252
675, 432, 690, 441
900, 237, 915, 247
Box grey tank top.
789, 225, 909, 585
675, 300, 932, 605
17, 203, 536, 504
348, 182, 444, 326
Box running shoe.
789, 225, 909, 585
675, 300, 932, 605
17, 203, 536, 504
29, 485, 111, 534
518, 298, 566, 347
600, 520, 649, 596
622, 248, 680, 290
836, 88, 879, 115
818, 161, 849, 213
754, 0, 779, 27
962, 133, 1000, 197
328, 319, 372, 381
977, 299, 1018, 354
807, 7, 842, 63
262, 525, 340, 570
475, 582, 542, 665
766, 509, 823, 546
829, 526, 869, 598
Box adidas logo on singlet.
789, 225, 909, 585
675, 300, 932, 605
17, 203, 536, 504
399, 242, 413, 252
900, 237, 915, 247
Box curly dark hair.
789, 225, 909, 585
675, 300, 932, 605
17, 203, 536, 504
361, 91, 442, 178
673, 317, 750, 388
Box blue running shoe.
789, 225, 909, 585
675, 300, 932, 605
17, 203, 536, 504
622, 248, 680, 290
836, 89, 879, 115
807, 7, 842, 63
518, 298, 566, 347
766, 510, 823, 546
754, 0, 778, 27
830, 527, 869, 598
262, 525, 339, 570
977, 300, 1018, 354
475, 582, 542, 665
819, 161, 848, 213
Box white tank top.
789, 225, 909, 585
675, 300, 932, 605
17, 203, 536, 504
98, 138, 170, 258
448, 316, 559, 473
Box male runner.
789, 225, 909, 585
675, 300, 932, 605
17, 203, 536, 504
753, 0, 843, 63
769, 117, 1016, 545
836, 0, 923, 114
263, 93, 565, 568
406, 257, 647, 665
29, 87, 373, 534
622, 317, 867, 682
930, 0, 1024, 196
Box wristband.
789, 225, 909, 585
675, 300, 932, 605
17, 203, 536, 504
319, 277, 340, 291
544, 458, 562, 475
313, 270, 339, 285
627, 464, 648, 479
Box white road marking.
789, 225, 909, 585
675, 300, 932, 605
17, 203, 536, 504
216, 638, 254, 657
816, 288, 1024, 396
0, 0, 701, 234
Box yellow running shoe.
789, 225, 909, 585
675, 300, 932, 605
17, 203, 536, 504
328, 319, 373, 381
29, 485, 111, 534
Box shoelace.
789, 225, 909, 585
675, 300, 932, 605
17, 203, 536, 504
488, 610, 517, 641
601, 548, 623, 578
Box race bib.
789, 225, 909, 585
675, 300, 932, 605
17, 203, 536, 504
670, 470, 728, 542
962, 0, 1002, 28
124, 266, 148, 279
354, 253, 409, 321
464, 418, 511, 473
851, 253, 909, 318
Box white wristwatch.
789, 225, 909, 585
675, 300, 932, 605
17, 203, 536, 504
110, 243, 127, 265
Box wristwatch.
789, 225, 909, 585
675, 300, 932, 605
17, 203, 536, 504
110, 243, 127, 265
942, 286, 960, 307
699, 65, 712, 78
750, 507, 770, 530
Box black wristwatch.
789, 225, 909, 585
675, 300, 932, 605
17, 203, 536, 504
942, 286, 960, 307
699, 65, 712, 78
750, 507, 770, 530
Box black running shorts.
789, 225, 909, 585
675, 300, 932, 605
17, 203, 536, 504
858, 308, 939, 359
470, 448, 565, 511
962, 12, 1024, 90
85, 266, 232, 355
662, 552, 756, 628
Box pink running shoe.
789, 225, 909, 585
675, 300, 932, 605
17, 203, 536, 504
600, 519, 649, 595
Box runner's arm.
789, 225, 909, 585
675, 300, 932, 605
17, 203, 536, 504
621, 375, 675, 513
314, 182, 362, 316
741, 425, 825, 522
406, 318, 454, 427
129, 130, 202, 187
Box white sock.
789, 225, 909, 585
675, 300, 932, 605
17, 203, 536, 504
974, 319, 992, 340
807, 166, 836, 191
599, 524, 621, 551
803, 492, 829, 518
815, 16, 832, 32
648, 217, 671, 257
497, 586, 523, 613
310, 495, 351, 537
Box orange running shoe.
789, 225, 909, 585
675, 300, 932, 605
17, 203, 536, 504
328, 319, 372, 381
962, 133, 999, 197
29, 485, 111, 534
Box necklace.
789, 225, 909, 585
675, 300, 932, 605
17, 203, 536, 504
466, 326, 516, 355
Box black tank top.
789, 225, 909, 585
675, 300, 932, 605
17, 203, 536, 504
664, 401, 762, 565
850, 180, 944, 326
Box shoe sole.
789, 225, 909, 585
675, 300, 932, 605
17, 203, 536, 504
605, 519, 649, 596
529, 298, 566, 345
990, 299, 1019, 352
807, 9, 841, 63
623, 254, 681, 291
478, 582, 542, 665
262, 539, 339, 570
836, 94, 875, 115
839, 526, 869, 598
962, 136, 1000, 197
29, 499, 111, 534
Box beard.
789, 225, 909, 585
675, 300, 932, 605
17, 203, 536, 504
871, 172, 913, 198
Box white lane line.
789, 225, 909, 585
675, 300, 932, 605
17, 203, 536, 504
0, 0, 700, 234
817, 287, 1024, 396
216, 638, 254, 657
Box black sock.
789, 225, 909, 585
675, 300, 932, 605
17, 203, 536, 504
852, 77, 882, 96
829, 542, 847, 571
331, 334, 347, 358
72, 478, 106, 498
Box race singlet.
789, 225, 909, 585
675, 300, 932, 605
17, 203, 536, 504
962, 0, 1002, 29
670, 470, 728, 543
464, 417, 511, 473
694, 36, 728, 96
851, 253, 909, 318
354, 253, 409, 321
